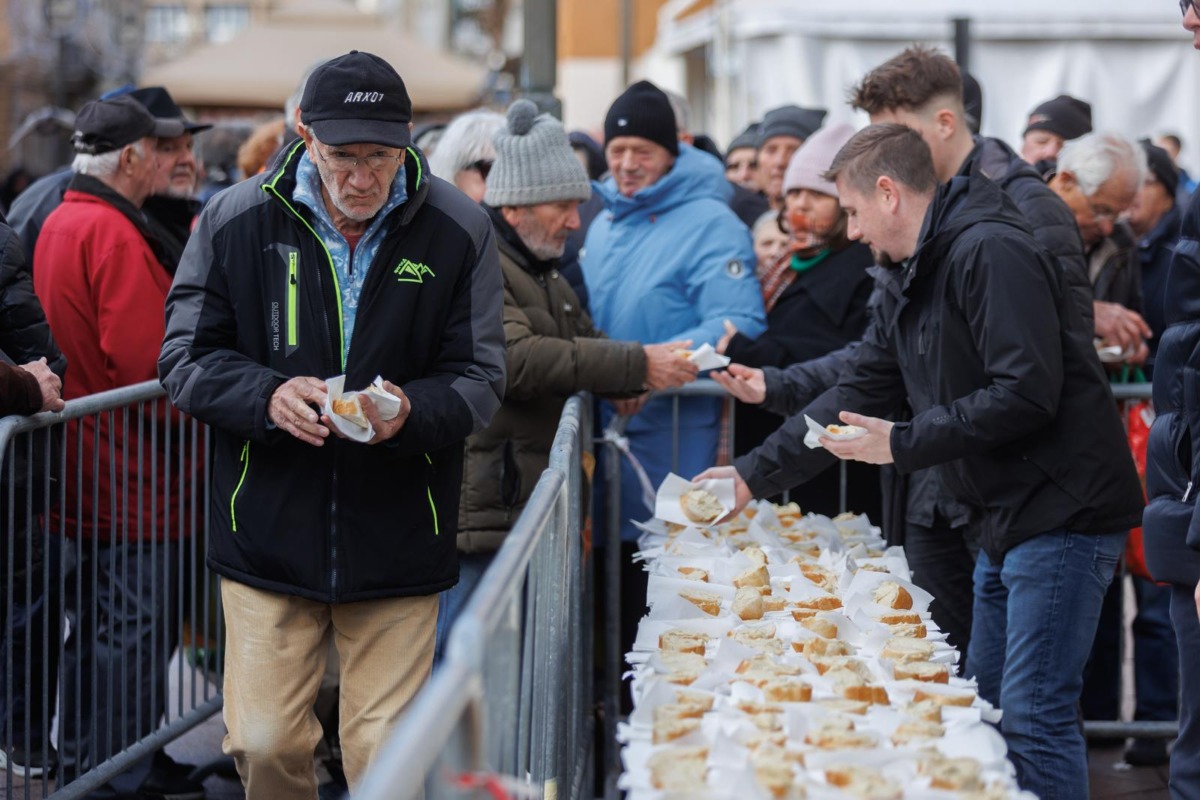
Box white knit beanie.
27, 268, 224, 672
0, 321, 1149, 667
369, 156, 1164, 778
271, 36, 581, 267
484, 99, 592, 207
782, 122, 857, 198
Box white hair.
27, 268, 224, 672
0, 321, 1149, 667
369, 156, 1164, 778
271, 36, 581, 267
426, 109, 505, 179
664, 89, 691, 134
1058, 132, 1148, 197
286, 58, 328, 127
752, 210, 781, 238
71, 139, 146, 177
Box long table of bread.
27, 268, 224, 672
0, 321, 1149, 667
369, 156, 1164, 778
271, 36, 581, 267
618, 474, 1032, 800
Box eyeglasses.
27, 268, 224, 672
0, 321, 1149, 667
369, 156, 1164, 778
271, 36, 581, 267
1181, 0, 1199, 17
313, 147, 403, 173
467, 159, 493, 179
1083, 193, 1118, 224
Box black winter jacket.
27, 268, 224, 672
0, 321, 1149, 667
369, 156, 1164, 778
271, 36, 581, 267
0, 212, 65, 379
1138, 203, 1182, 376
159, 143, 506, 602
1144, 188, 1200, 586
735, 169, 1143, 561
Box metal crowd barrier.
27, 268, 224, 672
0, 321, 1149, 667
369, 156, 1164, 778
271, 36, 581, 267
0, 381, 222, 800
355, 395, 594, 800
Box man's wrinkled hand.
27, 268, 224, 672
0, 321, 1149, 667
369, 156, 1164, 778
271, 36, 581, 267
691, 465, 753, 521
712, 363, 766, 405
821, 411, 895, 465
643, 340, 698, 391
21, 358, 63, 413
269, 376, 330, 446
1095, 300, 1152, 354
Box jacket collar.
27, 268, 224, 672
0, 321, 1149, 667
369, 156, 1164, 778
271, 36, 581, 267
483, 203, 559, 275
592, 143, 733, 222
65, 173, 171, 273
262, 139, 432, 229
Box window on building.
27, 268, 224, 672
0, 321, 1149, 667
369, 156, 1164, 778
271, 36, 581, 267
204, 5, 249, 43
145, 5, 189, 43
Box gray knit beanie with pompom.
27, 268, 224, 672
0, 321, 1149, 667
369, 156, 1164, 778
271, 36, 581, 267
484, 99, 592, 207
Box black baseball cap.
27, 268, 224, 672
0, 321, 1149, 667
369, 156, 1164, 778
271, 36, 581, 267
71, 95, 185, 155
300, 51, 412, 149
130, 86, 213, 134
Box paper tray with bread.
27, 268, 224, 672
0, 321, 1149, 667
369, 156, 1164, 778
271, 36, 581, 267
323, 375, 404, 443
619, 479, 1032, 799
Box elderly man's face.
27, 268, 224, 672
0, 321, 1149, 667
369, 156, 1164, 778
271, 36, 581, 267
126, 136, 162, 207
305, 137, 405, 223
757, 135, 804, 202
153, 132, 198, 198
506, 200, 581, 261
1056, 167, 1138, 248
606, 136, 674, 197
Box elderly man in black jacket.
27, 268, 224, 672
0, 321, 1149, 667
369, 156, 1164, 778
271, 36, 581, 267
702, 124, 1143, 800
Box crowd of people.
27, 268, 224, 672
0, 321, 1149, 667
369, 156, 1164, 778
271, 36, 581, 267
0, 4, 1199, 799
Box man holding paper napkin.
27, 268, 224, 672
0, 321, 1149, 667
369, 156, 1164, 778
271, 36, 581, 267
158, 51, 506, 799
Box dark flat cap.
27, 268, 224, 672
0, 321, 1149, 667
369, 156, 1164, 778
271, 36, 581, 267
72, 95, 185, 155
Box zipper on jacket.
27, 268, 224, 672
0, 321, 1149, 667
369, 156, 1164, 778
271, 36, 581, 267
425, 453, 439, 535
262, 159, 346, 372
287, 252, 299, 350
230, 440, 250, 532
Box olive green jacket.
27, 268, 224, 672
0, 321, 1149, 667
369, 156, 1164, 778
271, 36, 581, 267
457, 233, 647, 553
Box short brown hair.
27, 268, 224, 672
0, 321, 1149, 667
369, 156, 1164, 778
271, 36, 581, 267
850, 46, 963, 116
822, 124, 938, 196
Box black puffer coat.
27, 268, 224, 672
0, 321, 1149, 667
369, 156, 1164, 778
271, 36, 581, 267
1144, 190, 1200, 586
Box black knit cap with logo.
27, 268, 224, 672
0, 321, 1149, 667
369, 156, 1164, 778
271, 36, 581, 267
604, 80, 679, 156
300, 50, 413, 148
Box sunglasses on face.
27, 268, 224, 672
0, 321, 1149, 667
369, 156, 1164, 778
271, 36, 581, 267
468, 159, 493, 179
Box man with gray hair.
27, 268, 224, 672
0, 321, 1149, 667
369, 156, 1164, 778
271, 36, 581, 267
440, 99, 698, 658
1049, 132, 1152, 362
31, 95, 207, 800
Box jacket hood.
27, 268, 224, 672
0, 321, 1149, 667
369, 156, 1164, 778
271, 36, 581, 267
969, 136, 1044, 191
912, 165, 1032, 278
593, 143, 732, 221
262, 139, 434, 228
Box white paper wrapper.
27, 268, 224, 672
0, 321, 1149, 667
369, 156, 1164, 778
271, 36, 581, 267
802, 413, 868, 449
323, 375, 374, 442
684, 342, 732, 371
362, 375, 403, 420
655, 473, 738, 528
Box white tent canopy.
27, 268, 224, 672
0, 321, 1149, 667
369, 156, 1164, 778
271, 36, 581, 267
654, 0, 1200, 167
140, 1, 488, 113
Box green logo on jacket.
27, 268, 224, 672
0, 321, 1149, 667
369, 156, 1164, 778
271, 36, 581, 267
394, 259, 435, 284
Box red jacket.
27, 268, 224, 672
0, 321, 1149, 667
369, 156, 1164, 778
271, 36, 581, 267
34, 181, 192, 540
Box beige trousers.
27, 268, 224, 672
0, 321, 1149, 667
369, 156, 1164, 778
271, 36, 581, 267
220, 578, 438, 799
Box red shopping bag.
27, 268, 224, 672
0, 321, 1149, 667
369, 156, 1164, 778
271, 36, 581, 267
1123, 394, 1154, 581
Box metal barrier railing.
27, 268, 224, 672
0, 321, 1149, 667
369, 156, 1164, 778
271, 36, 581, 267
355, 395, 593, 800
0, 380, 222, 800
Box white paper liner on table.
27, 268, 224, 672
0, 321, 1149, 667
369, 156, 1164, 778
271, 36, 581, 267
841, 569, 935, 616
654, 472, 738, 528
802, 413, 868, 449
683, 342, 732, 371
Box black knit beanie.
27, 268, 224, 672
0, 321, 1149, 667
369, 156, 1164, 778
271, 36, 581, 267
604, 80, 679, 156
1023, 94, 1093, 141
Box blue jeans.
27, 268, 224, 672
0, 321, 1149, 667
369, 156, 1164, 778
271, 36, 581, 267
433, 551, 494, 665
967, 529, 1126, 800
1170, 583, 1200, 800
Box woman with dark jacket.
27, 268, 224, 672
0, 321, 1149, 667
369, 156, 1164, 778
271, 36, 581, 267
717, 122, 878, 519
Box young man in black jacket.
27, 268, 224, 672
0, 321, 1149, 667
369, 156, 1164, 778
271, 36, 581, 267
702, 124, 1143, 800
159, 52, 505, 799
